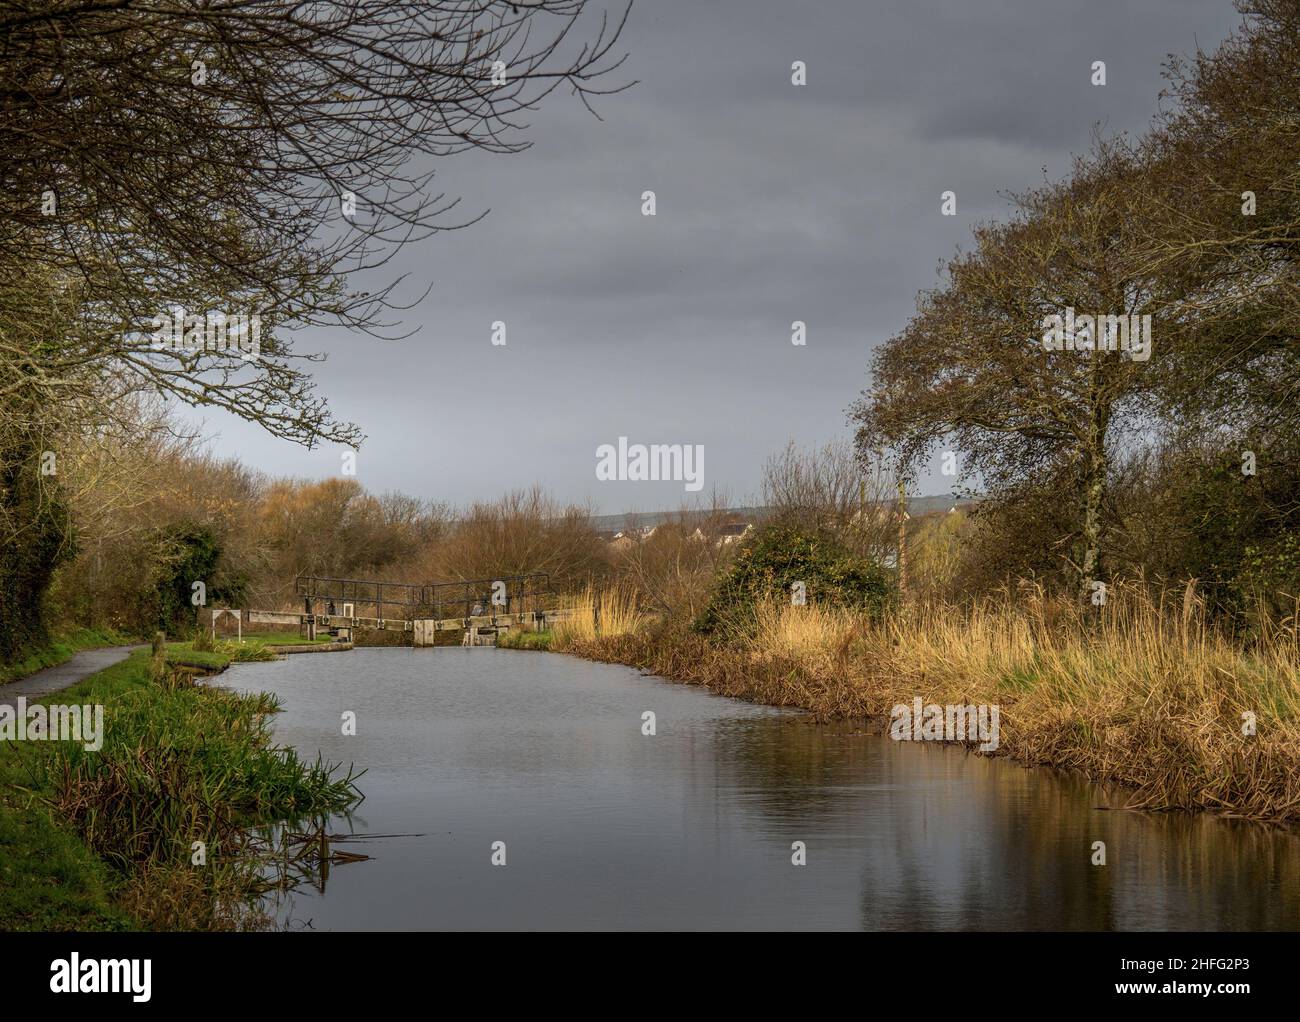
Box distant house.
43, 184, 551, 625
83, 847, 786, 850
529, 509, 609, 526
716, 522, 753, 546
849, 504, 895, 527
847, 496, 973, 528
691, 521, 754, 547
609, 530, 637, 551
607, 524, 657, 551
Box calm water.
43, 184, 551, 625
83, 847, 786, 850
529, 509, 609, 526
225, 647, 1300, 931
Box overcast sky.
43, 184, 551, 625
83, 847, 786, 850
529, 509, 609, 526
194, 0, 1244, 514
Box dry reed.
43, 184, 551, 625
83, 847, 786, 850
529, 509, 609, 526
553, 585, 645, 643
563, 581, 1300, 821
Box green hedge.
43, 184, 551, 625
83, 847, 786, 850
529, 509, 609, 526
695, 523, 894, 635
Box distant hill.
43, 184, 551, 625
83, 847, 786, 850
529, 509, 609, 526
588, 506, 768, 533
589, 495, 975, 532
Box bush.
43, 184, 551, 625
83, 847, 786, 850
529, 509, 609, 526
1236, 532, 1300, 620
1146, 440, 1300, 620
143, 524, 246, 637
694, 523, 893, 635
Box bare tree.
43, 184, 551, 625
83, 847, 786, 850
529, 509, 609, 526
0, 0, 632, 446
0, 1, 631, 658
427, 487, 604, 592
610, 494, 737, 618
762, 438, 896, 564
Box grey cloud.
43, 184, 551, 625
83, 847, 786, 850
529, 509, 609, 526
187, 0, 1243, 511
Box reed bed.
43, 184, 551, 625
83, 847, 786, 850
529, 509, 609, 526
553, 585, 646, 644
562, 581, 1300, 821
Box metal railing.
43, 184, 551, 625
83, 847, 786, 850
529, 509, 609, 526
294, 572, 555, 619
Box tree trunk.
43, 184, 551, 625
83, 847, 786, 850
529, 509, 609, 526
1079, 381, 1111, 604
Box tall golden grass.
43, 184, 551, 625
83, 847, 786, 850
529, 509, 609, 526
553, 585, 646, 643
565, 581, 1300, 820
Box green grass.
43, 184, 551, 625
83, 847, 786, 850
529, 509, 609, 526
0, 788, 132, 931
0, 626, 134, 685
242, 631, 336, 647
162, 642, 233, 670
165, 634, 319, 668
496, 629, 553, 650
0, 641, 361, 930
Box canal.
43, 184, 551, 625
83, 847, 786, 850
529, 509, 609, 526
225, 647, 1300, 930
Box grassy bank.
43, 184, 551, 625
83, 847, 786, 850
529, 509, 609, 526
554, 584, 1300, 822
0, 642, 360, 930
496, 629, 553, 650
239, 630, 335, 647
0, 627, 134, 685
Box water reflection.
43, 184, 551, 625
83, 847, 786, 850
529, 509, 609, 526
224, 648, 1300, 931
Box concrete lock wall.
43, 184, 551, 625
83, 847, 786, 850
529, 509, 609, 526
199, 608, 302, 636
413, 620, 439, 647
249, 610, 301, 629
